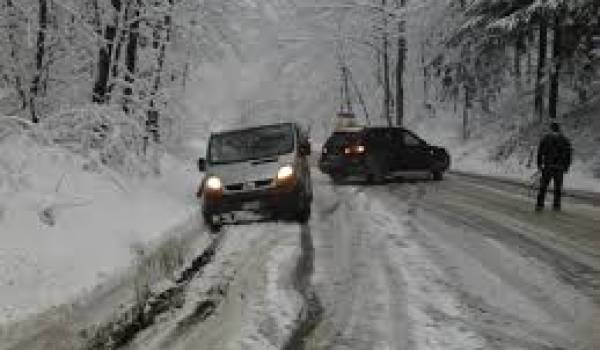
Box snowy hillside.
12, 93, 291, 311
0, 125, 199, 324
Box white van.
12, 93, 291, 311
197, 122, 312, 230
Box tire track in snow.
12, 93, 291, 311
364, 185, 488, 350
132, 221, 301, 350
382, 179, 598, 349
306, 182, 416, 349
282, 224, 324, 350
85, 230, 225, 349
417, 179, 600, 303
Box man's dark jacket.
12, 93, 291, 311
537, 132, 572, 172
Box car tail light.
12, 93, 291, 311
344, 145, 366, 155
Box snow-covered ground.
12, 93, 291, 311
3, 166, 600, 349
0, 132, 200, 325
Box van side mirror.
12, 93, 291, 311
198, 157, 206, 172
300, 141, 311, 156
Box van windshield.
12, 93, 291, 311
208, 124, 294, 164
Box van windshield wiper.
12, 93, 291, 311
250, 157, 278, 165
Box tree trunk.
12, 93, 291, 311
453, 85, 458, 113
123, 1, 139, 112
148, 0, 174, 144
6, 0, 28, 111
93, 0, 121, 104
548, 12, 561, 120
526, 29, 534, 87
395, 0, 406, 127
534, 18, 547, 122
422, 41, 429, 109
514, 34, 522, 94
30, 0, 48, 123
376, 49, 382, 85
396, 35, 405, 126
382, 0, 391, 126
463, 84, 470, 140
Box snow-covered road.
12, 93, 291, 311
306, 172, 600, 350
3, 170, 600, 350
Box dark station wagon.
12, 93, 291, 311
319, 127, 450, 183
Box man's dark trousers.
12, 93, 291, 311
536, 169, 564, 210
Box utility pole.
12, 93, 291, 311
460, 41, 471, 140
548, 7, 562, 120
341, 65, 353, 114
535, 7, 548, 122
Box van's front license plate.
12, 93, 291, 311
242, 201, 260, 211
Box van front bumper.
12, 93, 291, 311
202, 184, 301, 216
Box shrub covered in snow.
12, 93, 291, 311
37, 106, 161, 176
1, 106, 161, 179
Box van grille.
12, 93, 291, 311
225, 179, 273, 191
256, 179, 273, 187
225, 184, 243, 191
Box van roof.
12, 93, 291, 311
211, 122, 295, 136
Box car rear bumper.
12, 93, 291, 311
319, 155, 369, 176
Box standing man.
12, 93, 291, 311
536, 122, 572, 211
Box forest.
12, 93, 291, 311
1, 0, 599, 174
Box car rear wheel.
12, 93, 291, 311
366, 155, 386, 185
432, 170, 444, 181
366, 173, 384, 185
330, 174, 344, 184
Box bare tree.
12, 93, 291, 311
548, 8, 563, 120
30, 0, 49, 123
535, 14, 548, 122
5, 0, 28, 112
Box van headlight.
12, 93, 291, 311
205, 176, 223, 191
276, 165, 294, 181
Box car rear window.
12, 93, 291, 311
324, 132, 363, 153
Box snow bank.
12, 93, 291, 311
0, 130, 200, 325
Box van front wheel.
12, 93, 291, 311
203, 211, 221, 233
